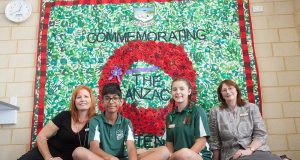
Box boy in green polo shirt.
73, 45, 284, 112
88, 83, 137, 160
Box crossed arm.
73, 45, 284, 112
90, 141, 119, 160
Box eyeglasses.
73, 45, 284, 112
102, 96, 121, 103
221, 87, 235, 93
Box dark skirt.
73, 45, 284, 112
239, 151, 281, 160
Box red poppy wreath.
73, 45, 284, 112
98, 41, 197, 136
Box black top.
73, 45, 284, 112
47, 111, 89, 160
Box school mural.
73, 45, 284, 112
32, 0, 260, 148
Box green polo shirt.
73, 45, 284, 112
88, 113, 134, 158
166, 106, 212, 160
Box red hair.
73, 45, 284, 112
69, 85, 96, 122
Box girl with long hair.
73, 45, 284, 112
139, 78, 212, 160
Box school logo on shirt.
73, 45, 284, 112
169, 124, 175, 128
116, 129, 124, 140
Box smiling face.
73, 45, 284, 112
171, 80, 192, 106
220, 83, 238, 104
75, 89, 92, 111
102, 94, 123, 114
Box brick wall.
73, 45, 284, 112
0, 0, 39, 159
0, 0, 299, 159
252, 0, 300, 159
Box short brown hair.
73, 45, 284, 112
70, 85, 96, 122
217, 79, 246, 108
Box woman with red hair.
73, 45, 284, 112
18, 85, 96, 160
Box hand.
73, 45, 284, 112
52, 157, 63, 160
232, 149, 253, 159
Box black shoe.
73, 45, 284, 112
280, 155, 292, 160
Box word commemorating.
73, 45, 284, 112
87, 28, 206, 43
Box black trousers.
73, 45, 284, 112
239, 151, 282, 160
18, 147, 44, 160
